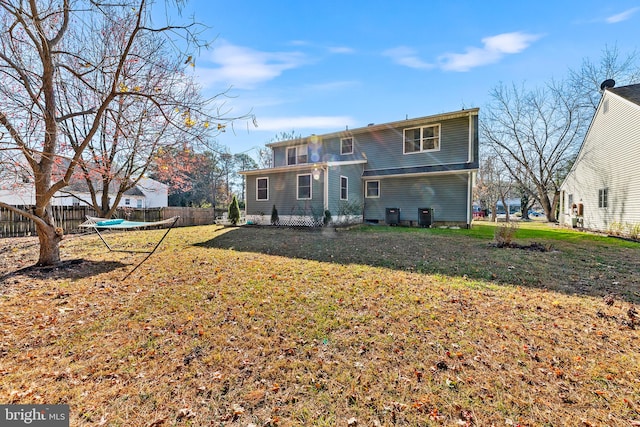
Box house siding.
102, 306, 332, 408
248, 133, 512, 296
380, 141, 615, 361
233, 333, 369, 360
560, 90, 640, 231
362, 116, 472, 172
327, 163, 365, 215
245, 168, 325, 217
363, 172, 470, 224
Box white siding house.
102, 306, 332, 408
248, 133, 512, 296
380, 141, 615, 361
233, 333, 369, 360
1, 175, 168, 209
136, 177, 169, 208
559, 83, 640, 234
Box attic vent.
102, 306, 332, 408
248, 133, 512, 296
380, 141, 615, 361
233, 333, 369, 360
600, 79, 615, 91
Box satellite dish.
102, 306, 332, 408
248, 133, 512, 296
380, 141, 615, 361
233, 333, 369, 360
600, 79, 615, 90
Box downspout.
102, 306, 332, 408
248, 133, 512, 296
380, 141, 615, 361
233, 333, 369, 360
323, 166, 329, 211
467, 170, 474, 228
468, 113, 473, 164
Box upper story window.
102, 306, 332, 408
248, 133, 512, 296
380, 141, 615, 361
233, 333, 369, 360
340, 137, 353, 155
256, 177, 269, 201
403, 124, 440, 154
297, 174, 312, 200
124, 198, 130, 206
287, 145, 308, 165
137, 199, 143, 208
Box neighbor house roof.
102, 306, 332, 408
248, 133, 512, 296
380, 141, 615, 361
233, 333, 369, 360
608, 83, 640, 106
64, 179, 144, 196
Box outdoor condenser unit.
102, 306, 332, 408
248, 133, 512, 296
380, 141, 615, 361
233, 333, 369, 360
385, 208, 400, 226
418, 207, 433, 227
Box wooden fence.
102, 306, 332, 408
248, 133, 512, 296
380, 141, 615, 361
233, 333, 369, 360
0, 205, 216, 238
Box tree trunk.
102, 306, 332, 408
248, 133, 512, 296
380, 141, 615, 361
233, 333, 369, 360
35, 222, 63, 266
539, 190, 557, 223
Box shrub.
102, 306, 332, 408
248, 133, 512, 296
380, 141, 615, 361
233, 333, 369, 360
270, 205, 279, 226
608, 222, 624, 236
228, 195, 240, 225
627, 223, 640, 240
494, 221, 519, 247
323, 210, 332, 226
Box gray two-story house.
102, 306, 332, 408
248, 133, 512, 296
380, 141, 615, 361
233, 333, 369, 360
240, 108, 479, 228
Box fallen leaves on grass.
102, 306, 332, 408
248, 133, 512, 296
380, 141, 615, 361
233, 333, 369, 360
0, 225, 639, 426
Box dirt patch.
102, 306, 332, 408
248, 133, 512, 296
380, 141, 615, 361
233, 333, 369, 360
490, 241, 553, 251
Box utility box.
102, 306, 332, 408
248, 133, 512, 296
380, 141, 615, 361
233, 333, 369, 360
418, 207, 433, 227
385, 208, 400, 226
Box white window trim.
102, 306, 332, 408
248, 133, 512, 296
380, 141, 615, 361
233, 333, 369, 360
297, 173, 312, 200
365, 180, 380, 198
256, 177, 269, 201
287, 145, 308, 165
340, 175, 348, 201
340, 137, 354, 155
598, 188, 608, 208
403, 124, 441, 154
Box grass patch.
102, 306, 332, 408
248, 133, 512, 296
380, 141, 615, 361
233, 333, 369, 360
0, 224, 638, 426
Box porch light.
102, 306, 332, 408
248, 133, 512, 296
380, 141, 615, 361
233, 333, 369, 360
312, 167, 321, 181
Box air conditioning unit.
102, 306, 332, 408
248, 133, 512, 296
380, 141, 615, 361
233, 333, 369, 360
385, 208, 400, 226
418, 207, 433, 227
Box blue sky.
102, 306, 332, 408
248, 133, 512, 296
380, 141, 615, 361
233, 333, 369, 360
178, 1, 640, 158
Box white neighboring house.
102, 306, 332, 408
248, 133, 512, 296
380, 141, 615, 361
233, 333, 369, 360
559, 83, 640, 233
0, 174, 168, 209
0, 176, 35, 205
136, 177, 169, 208
53, 177, 168, 208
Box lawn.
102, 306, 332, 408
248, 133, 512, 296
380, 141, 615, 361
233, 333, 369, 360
0, 223, 638, 426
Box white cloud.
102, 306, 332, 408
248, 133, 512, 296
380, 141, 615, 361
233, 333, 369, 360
196, 40, 307, 90
254, 116, 355, 131
606, 7, 640, 23
328, 46, 355, 54
439, 32, 543, 72
306, 80, 360, 91
382, 46, 433, 70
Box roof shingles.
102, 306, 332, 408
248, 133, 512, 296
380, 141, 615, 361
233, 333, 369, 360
608, 83, 640, 106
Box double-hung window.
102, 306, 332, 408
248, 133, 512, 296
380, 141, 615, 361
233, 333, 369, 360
340, 176, 348, 200
598, 188, 608, 208
287, 145, 308, 165
256, 177, 269, 201
297, 174, 312, 200
365, 180, 380, 198
403, 124, 440, 154
340, 137, 353, 155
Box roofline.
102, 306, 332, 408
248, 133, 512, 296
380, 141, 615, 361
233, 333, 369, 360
363, 169, 478, 180
363, 162, 478, 179
606, 85, 640, 109
239, 159, 368, 176
266, 108, 480, 148
240, 162, 329, 176
561, 88, 613, 186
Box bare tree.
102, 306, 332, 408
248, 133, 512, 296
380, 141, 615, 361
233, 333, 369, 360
55, 22, 219, 218
256, 130, 301, 169
0, 0, 232, 265
568, 44, 640, 112
256, 147, 274, 169
475, 154, 514, 222
481, 81, 584, 222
